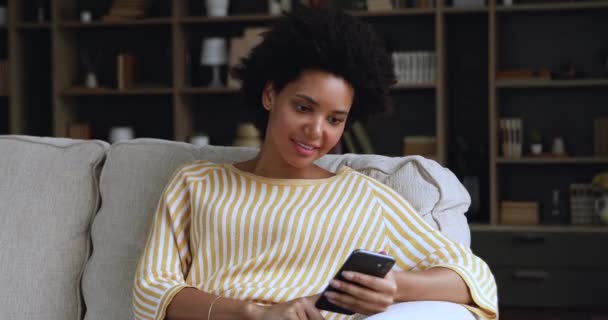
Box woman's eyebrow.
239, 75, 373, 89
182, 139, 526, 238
294, 94, 349, 115
294, 94, 319, 106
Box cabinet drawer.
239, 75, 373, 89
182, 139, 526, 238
494, 268, 608, 308
471, 231, 608, 268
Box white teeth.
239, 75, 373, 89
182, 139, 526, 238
296, 141, 314, 150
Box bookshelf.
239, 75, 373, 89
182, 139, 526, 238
4, 0, 608, 231
489, 0, 608, 228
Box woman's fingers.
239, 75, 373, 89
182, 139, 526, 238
340, 271, 397, 294
325, 291, 385, 315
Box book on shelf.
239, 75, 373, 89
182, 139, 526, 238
67, 123, 92, 139
351, 121, 375, 154
103, 0, 147, 20
391, 51, 436, 86
403, 136, 437, 160
499, 118, 522, 158
500, 201, 539, 225
594, 118, 608, 157
569, 183, 597, 225
117, 52, 136, 90
0, 60, 8, 94
366, 0, 392, 11
342, 130, 358, 154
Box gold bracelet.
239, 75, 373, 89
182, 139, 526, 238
207, 294, 224, 320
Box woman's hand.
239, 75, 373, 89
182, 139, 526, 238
323, 270, 398, 315
248, 295, 324, 320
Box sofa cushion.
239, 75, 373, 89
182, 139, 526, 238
0, 135, 108, 320
82, 138, 470, 320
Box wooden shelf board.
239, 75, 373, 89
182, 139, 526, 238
443, 6, 489, 14
471, 223, 608, 233
496, 78, 608, 88
496, 156, 608, 164
391, 83, 436, 90
496, 1, 608, 12
181, 8, 435, 24
182, 87, 240, 94
62, 87, 173, 96
350, 8, 436, 17
16, 22, 52, 29
60, 17, 172, 28
180, 14, 275, 24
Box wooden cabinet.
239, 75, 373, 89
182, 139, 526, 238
472, 228, 608, 310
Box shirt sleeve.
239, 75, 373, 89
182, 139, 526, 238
368, 178, 498, 320
133, 166, 196, 320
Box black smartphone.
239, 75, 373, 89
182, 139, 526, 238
315, 249, 396, 315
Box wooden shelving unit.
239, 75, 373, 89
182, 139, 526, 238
488, 0, 608, 227
5, 0, 608, 231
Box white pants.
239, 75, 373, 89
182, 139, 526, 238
357, 301, 477, 320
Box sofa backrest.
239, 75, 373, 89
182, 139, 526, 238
0, 135, 109, 320
81, 138, 471, 320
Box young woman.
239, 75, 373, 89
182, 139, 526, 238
133, 7, 497, 320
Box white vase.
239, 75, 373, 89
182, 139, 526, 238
109, 127, 135, 143
530, 143, 542, 155
205, 0, 229, 17
85, 72, 98, 88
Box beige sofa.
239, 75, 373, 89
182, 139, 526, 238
0, 135, 471, 320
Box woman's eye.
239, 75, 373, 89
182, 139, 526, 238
296, 105, 312, 113
328, 117, 343, 125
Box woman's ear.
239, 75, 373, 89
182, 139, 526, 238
262, 81, 275, 111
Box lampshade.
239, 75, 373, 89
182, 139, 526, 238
200, 38, 227, 66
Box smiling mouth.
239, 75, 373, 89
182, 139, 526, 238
292, 139, 319, 151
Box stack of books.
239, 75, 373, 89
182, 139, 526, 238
569, 183, 597, 225
103, 0, 147, 21
391, 51, 436, 86
500, 201, 539, 225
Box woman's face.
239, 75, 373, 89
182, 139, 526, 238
262, 69, 354, 170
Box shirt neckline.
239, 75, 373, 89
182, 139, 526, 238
222, 163, 351, 186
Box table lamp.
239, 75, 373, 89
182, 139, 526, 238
200, 38, 227, 88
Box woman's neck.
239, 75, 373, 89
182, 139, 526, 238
234, 148, 333, 180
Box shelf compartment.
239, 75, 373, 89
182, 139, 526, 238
182, 87, 240, 95
391, 83, 436, 90
496, 1, 608, 13
443, 6, 489, 14
16, 22, 52, 30
350, 8, 436, 17
180, 14, 275, 24
497, 157, 608, 164
59, 18, 172, 28
62, 87, 173, 96
496, 78, 608, 88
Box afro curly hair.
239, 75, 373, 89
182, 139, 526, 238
231, 6, 396, 134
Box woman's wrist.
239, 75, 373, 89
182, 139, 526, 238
243, 301, 265, 320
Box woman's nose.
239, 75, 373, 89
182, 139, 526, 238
304, 118, 322, 138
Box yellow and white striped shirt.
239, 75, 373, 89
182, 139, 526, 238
133, 161, 497, 320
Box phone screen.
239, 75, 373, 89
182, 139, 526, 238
315, 249, 395, 315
